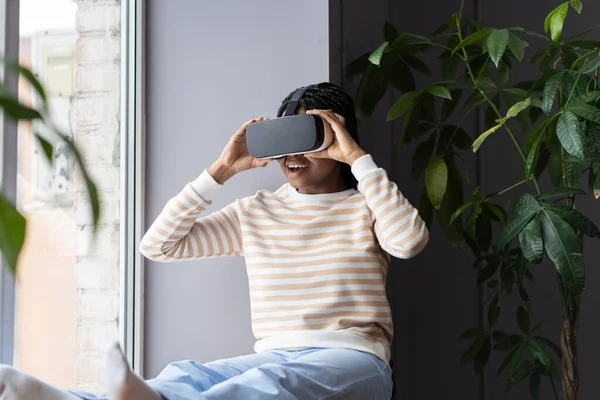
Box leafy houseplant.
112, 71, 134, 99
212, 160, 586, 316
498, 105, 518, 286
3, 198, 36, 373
349, 0, 599, 399
0, 63, 100, 275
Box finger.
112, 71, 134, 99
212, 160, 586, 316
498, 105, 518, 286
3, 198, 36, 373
305, 150, 331, 159
235, 117, 263, 137
255, 158, 272, 167
313, 109, 343, 129
333, 113, 346, 125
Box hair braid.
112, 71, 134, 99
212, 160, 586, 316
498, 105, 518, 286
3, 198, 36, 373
277, 82, 360, 189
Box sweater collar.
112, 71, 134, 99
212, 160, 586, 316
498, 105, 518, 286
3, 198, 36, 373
285, 184, 357, 203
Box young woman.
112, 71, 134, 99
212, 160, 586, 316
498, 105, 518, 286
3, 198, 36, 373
0, 82, 428, 400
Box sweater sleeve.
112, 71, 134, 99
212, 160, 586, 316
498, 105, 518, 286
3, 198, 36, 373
352, 154, 429, 259
140, 170, 252, 262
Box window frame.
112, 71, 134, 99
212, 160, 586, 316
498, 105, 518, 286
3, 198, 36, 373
0, 0, 20, 366
0, 0, 147, 374
121, 0, 146, 376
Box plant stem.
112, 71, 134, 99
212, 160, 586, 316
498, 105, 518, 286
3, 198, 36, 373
484, 179, 528, 200
454, 10, 542, 196
410, 41, 461, 54
566, 25, 600, 40
559, 142, 580, 400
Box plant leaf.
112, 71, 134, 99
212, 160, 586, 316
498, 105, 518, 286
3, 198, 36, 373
450, 202, 473, 225
460, 328, 487, 340
542, 71, 566, 115
401, 55, 432, 76
579, 57, 600, 74
472, 124, 503, 153
546, 205, 600, 238
537, 187, 586, 200
461, 336, 487, 367
35, 133, 53, 162
568, 103, 600, 125
418, 192, 433, 228
355, 63, 387, 119
573, 91, 600, 104
545, 2, 569, 43
508, 33, 527, 63
557, 110, 585, 159
506, 97, 531, 119
495, 194, 541, 250
565, 156, 584, 187
529, 369, 541, 400
527, 339, 551, 368
425, 157, 448, 209
568, 40, 600, 50
525, 127, 544, 180
517, 306, 531, 333
0, 192, 27, 274
387, 91, 419, 121
499, 62, 511, 86
507, 343, 527, 378
478, 260, 499, 285
540, 209, 586, 295
346, 52, 371, 77
437, 165, 464, 247
5, 61, 47, 103
412, 135, 436, 181
383, 58, 415, 93
383, 21, 398, 42
488, 293, 500, 326
452, 28, 492, 54
425, 84, 452, 100
487, 29, 510, 67
368, 42, 389, 66
570, 0, 583, 14
484, 203, 507, 225
519, 214, 544, 263
0, 91, 42, 121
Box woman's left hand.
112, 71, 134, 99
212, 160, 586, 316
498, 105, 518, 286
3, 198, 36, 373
305, 109, 366, 165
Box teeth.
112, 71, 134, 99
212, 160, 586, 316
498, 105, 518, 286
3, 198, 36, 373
288, 165, 308, 169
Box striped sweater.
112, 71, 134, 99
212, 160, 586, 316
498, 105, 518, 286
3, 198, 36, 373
140, 154, 428, 363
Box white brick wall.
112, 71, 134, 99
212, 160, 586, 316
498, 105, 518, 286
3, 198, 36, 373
72, 0, 121, 393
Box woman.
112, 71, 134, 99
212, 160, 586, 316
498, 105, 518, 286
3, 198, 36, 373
0, 82, 428, 399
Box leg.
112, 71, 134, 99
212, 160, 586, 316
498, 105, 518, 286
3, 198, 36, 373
202, 348, 393, 400
104, 342, 284, 400
0, 365, 80, 400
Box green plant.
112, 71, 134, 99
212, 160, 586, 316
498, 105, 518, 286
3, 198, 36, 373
0, 62, 100, 275
349, 1, 599, 399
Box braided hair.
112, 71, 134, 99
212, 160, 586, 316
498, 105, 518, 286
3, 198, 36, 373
277, 82, 360, 189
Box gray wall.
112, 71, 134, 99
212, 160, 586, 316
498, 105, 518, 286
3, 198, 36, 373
144, 0, 330, 378
334, 1, 600, 399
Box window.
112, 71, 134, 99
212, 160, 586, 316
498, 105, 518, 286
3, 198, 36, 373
14, 0, 125, 394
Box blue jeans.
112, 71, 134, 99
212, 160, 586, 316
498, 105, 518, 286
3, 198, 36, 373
73, 348, 392, 400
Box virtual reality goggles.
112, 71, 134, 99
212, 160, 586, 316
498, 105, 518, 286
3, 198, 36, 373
246, 87, 334, 159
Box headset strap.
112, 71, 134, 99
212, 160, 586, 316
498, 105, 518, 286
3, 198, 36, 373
283, 87, 308, 116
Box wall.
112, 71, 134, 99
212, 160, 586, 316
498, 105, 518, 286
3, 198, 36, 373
334, 0, 600, 399
144, 0, 330, 378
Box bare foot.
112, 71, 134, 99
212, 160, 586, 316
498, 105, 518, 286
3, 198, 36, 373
0, 365, 78, 400
103, 342, 162, 400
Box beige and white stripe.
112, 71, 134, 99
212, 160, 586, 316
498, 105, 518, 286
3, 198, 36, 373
140, 154, 428, 363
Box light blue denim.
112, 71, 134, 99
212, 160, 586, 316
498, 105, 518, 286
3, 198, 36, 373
72, 347, 392, 400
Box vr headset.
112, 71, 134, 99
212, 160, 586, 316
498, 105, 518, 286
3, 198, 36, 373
246, 87, 334, 159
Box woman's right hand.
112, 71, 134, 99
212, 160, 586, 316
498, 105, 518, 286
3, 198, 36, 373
208, 117, 272, 184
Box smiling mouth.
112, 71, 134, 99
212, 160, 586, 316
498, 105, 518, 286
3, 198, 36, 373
286, 162, 310, 174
